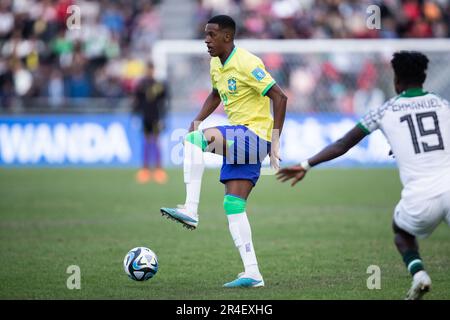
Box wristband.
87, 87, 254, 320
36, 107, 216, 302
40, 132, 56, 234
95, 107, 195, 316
300, 160, 311, 171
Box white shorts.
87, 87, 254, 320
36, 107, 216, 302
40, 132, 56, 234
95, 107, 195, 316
393, 190, 450, 239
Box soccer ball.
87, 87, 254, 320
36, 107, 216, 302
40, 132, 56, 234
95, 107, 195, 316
123, 247, 158, 281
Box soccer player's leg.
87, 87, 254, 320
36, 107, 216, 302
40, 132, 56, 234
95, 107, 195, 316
160, 127, 226, 230
392, 221, 431, 300
220, 126, 270, 288
150, 123, 168, 184
222, 180, 264, 288
136, 122, 153, 184
392, 197, 447, 299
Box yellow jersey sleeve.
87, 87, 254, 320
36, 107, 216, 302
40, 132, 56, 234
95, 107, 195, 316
245, 58, 276, 96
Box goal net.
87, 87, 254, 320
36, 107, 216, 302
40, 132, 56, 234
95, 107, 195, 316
153, 39, 450, 115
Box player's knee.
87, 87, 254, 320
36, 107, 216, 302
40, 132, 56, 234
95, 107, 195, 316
223, 194, 246, 215
185, 130, 208, 151
392, 219, 411, 236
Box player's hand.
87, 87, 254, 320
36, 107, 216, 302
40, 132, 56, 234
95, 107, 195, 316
269, 136, 281, 170
276, 165, 307, 186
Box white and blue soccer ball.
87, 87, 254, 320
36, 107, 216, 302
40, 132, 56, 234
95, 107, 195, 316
123, 247, 158, 281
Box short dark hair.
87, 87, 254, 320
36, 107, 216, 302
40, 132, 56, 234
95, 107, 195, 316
207, 15, 236, 34
391, 51, 429, 85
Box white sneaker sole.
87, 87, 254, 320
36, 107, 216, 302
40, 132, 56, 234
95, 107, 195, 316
160, 208, 198, 230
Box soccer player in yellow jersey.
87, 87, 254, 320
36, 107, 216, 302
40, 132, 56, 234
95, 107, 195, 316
161, 15, 287, 287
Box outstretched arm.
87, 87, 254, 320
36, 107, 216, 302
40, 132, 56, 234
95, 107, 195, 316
276, 125, 367, 186
188, 89, 222, 132
266, 84, 287, 169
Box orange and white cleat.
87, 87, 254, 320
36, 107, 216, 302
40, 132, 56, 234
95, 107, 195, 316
405, 271, 432, 300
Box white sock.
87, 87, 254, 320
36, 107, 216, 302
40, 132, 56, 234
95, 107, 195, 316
227, 212, 261, 279
183, 141, 205, 215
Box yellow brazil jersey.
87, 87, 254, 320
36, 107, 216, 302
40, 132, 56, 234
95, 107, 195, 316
210, 47, 276, 141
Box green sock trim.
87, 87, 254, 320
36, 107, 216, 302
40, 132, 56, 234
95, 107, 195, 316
403, 250, 424, 276
185, 131, 208, 151
223, 194, 246, 215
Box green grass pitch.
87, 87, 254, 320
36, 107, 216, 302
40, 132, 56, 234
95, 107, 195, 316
0, 168, 449, 299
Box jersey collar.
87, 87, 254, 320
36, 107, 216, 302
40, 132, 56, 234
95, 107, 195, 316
399, 88, 428, 98
221, 47, 237, 68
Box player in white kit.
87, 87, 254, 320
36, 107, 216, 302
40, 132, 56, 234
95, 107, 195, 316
277, 51, 450, 300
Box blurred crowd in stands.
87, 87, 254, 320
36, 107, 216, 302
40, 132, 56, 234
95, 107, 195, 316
0, 0, 162, 110
0, 0, 449, 112
196, 0, 450, 39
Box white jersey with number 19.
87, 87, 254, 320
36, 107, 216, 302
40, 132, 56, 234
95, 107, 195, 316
358, 88, 450, 202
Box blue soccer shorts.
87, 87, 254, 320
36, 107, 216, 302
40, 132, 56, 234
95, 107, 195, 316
212, 125, 271, 186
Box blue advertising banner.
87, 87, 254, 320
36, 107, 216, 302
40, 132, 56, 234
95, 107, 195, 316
0, 113, 394, 168
0, 114, 141, 167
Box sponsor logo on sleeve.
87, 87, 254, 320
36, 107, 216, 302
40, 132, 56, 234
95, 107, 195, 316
251, 67, 266, 81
